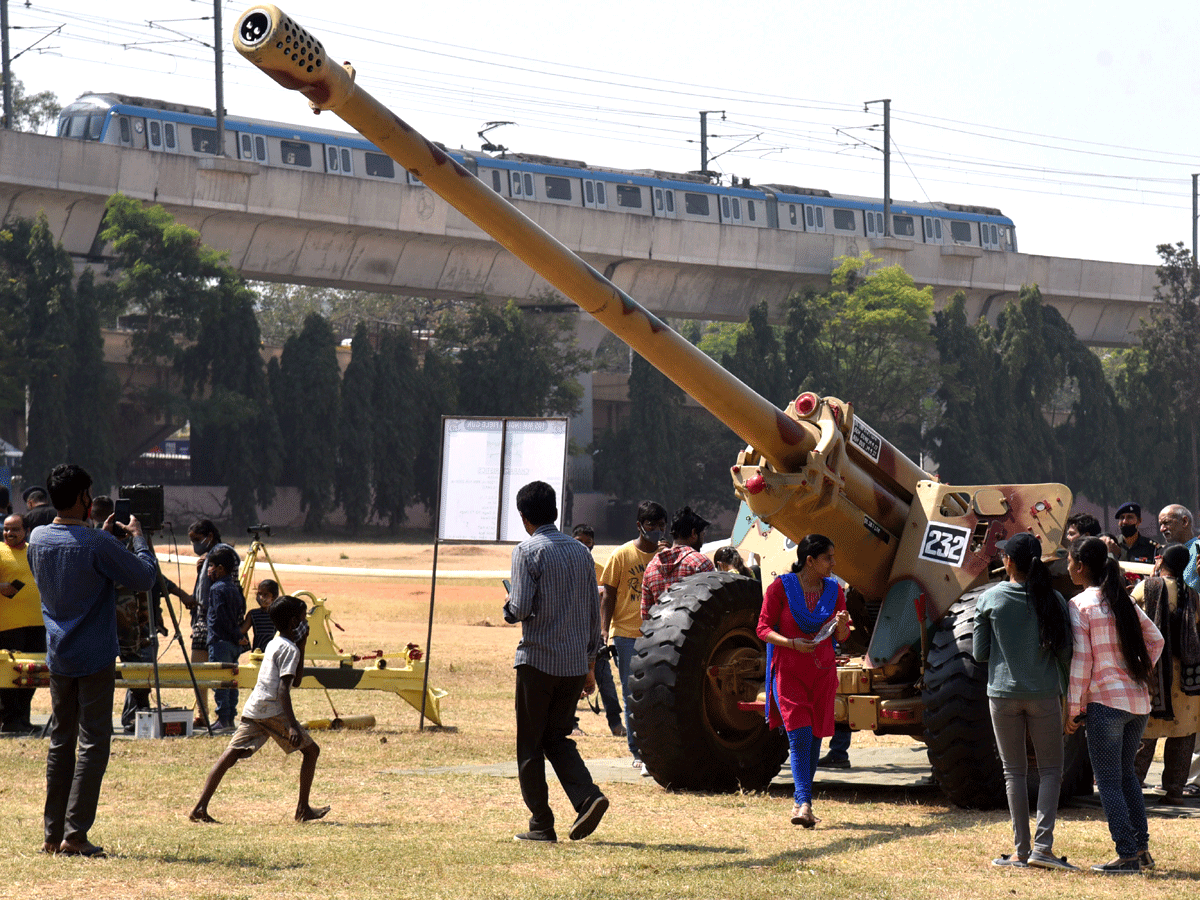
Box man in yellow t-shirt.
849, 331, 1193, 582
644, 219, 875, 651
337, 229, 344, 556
599, 500, 667, 762
0, 512, 45, 733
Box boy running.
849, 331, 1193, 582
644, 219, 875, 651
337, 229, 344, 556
189, 595, 330, 824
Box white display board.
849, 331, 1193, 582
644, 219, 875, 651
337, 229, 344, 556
437, 417, 569, 542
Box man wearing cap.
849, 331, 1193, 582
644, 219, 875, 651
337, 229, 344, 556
640, 506, 715, 621
1115, 502, 1158, 564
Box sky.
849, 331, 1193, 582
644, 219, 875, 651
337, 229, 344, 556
8, 0, 1200, 267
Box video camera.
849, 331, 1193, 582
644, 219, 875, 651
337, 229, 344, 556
118, 484, 164, 533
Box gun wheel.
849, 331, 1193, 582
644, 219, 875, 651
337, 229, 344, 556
921, 589, 1006, 809
628, 571, 787, 792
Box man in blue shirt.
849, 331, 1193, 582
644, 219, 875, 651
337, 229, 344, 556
502, 481, 608, 844
27, 464, 158, 858
204, 546, 246, 731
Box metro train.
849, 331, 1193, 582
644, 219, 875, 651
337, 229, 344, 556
57, 92, 1018, 253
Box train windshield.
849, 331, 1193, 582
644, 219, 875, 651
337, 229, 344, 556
57, 103, 108, 141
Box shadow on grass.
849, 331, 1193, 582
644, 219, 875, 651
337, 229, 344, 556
590, 841, 746, 854
139, 852, 307, 870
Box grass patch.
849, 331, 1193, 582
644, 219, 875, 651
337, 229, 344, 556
5, 545, 1200, 898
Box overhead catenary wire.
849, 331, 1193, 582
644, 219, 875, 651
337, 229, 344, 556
13, 1, 1200, 216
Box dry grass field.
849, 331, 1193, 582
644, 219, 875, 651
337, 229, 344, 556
3, 538, 1199, 899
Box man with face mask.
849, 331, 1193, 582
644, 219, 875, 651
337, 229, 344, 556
1114, 502, 1159, 564
599, 500, 667, 764
640, 506, 715, 622
165, 520, 239, 728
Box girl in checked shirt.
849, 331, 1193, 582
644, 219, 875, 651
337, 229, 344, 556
1065, 537, 1163, 875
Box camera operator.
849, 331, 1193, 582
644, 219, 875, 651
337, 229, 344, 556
27, 464, 157, 857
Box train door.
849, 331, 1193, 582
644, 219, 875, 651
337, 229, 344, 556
582, 179, 606, 209
865, 210, 884, 238
980, 222, 1001, 250
652, 187, 676, 218
238, 132, 269, 164
325, 145, 354, 176
923, 216, 944, 245
804, 204, 826, 234
510, 170, 536, 200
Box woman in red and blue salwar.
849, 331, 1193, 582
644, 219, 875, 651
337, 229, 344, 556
757, 534, 850, 828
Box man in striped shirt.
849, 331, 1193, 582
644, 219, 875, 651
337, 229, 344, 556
502, 481, 609, 844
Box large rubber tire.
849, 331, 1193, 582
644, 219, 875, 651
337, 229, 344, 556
628, 571, 788, 792
922, 589, 1006, 809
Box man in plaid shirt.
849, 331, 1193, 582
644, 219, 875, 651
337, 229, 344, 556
640, 507, 715, 620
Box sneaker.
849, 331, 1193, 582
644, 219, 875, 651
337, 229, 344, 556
1090, 857, 1140, 875
1028, 850, 1080, 871
1139, 850, 1155, 871
641, 765, 654, 778
514, 829, 557, 843
568, 793, 609, 841
817, 753, 851, 769
991, 854, 1028, 868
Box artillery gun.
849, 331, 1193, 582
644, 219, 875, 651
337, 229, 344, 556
233, 5, 1085, 807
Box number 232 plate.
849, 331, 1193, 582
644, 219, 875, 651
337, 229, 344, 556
918, 522, 971, 567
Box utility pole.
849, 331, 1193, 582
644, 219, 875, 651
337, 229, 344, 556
698, 110, 725, 180
1, 0, 11, 130
1193, 173, 1198, 268
214, 0, 225, 154
864, 99, 891, 236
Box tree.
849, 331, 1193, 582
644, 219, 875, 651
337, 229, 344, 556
101, 194, 281, 523
1134, 243, 1200, 514
714, 300, 790, 408
336, 324, 376, 533
275, 313, 341, 532
411, 344, 457, 513
8, 78, 60, 133
372, 328, 421, 528
441, 300, 587, 417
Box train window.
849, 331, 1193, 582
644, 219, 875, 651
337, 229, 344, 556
949, 221, 971, 243
281, 140, 312, 167
240, 134, 253, 158
119, 117, 131, 144
523, 173, 534, 197
616, 185, 642, 208
747, 200, 756, 222
596, 183, 606, 205
90, 115, 104, 140
492, 170, 502, 192
789, 204, 797, 226
148, 120, 162, 148
893, 215, 915, 236
164, 123, 176, 150
366, 152, 396, 178
990, 224, 998, 245
924, 218, 934, 239
832, 209, 856, 232
654, 188, 663, 211
935, 219, 943, 240
805, 206, 813, 228
721, 197, 730, 219
815, 208, 824, 229
341, 148, 352, 174
192, 127, 219, 154
545, 176, 572, 201
510, 171, 523, 196
684, 193, 710, 217
665, 191, 674, 213
327, 146, 339, 171
255, 135, 267, 163
731, 198, 741, 220
585, 181, 594, 204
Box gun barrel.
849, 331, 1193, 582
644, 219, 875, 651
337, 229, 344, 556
233, 5, 814, 471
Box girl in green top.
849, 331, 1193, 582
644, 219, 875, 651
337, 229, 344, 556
973, 532, 1074, 871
